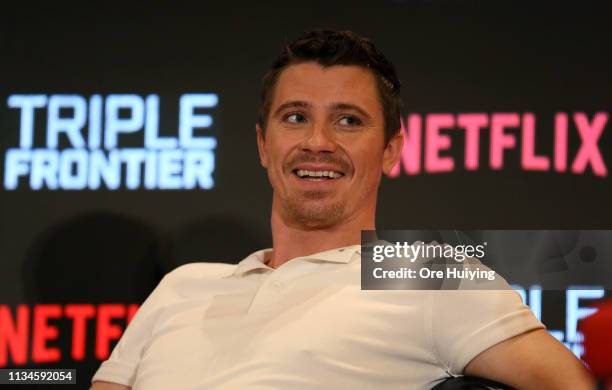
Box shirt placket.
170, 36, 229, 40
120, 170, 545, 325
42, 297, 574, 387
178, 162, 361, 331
247, 259, 307, 313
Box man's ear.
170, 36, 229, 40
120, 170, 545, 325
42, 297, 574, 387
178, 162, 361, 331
382, 130, 403, 175
256, 123, 268, 168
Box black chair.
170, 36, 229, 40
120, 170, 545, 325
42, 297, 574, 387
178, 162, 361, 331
432, 376, 515, 390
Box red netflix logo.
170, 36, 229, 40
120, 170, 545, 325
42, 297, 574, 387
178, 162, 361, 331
0, 304, 139, 366
389, 112, 608, 177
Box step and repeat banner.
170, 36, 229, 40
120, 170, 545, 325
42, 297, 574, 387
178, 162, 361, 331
1, 1, 610, 388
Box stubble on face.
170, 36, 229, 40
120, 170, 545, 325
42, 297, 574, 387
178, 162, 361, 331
282, 193, 345, 228
261, 63, 388, 231
280, 153, 353, 228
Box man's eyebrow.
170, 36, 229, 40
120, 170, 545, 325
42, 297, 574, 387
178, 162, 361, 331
329, 103, 371, 120
272, 101, 311, 117
272, 101, 372, 120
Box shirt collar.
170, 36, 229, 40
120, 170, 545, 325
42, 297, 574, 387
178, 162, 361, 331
231, 245, 361, 277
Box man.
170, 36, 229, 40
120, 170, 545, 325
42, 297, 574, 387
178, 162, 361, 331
92, 30, 594, 389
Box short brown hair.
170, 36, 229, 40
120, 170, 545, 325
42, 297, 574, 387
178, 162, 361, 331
257, 30, 403, 144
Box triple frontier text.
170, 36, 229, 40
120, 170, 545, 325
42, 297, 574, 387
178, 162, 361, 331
3, 94, 218, 190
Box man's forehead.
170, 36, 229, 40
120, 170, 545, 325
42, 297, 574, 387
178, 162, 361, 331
271, 62, 382, 111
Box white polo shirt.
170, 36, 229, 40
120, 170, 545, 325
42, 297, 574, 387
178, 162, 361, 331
92, 245, 543, 389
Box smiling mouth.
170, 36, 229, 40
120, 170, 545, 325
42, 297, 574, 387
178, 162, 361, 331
292, 169, 345, 180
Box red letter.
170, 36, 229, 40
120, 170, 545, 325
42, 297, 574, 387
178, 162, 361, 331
0, 305, 29, 366
521, 113, 550, 171
96, 304, 126, 360
554, 112, 568, 172
65, 304, 95, 361
389, 114, 422, 176
457, 113, 488, 170
572, 112, 608, 176
425, 114, 454, 173
31, 304, 62, 363
126, 304, 140, 325
490, 113, 519, 169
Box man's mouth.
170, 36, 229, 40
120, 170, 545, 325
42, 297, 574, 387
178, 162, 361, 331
292, 169, 345, 180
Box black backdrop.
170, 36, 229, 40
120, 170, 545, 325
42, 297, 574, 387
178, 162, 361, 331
1, 1, 611, 388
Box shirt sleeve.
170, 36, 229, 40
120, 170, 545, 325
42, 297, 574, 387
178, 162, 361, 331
429, 289, 545, 375
91, 273, 174, 387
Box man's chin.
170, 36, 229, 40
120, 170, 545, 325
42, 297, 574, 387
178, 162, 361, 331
285, 200, 345, 229
301, 190, 333, 200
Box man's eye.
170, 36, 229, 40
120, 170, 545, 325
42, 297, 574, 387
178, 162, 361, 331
338, 116, 362, 126
285, 113, 306, 123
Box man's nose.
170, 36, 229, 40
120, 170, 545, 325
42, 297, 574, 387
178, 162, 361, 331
300, 122, 337, 152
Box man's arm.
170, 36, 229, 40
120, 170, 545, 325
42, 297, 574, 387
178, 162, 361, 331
465, 329, 595, 389
90, 381, 131, 390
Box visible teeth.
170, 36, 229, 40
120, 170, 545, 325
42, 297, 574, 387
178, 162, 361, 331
296, 170, 342, 178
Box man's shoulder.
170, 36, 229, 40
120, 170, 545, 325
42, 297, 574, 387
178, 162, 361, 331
163, 261, 237, 283
139, 262, 239, 308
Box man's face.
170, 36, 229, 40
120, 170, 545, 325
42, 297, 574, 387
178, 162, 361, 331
257, 62, 402, 228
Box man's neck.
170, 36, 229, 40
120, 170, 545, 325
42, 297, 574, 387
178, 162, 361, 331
267, 204, 375, 269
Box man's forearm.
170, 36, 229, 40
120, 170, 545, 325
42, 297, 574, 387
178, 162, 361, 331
465, 329, 595, 389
